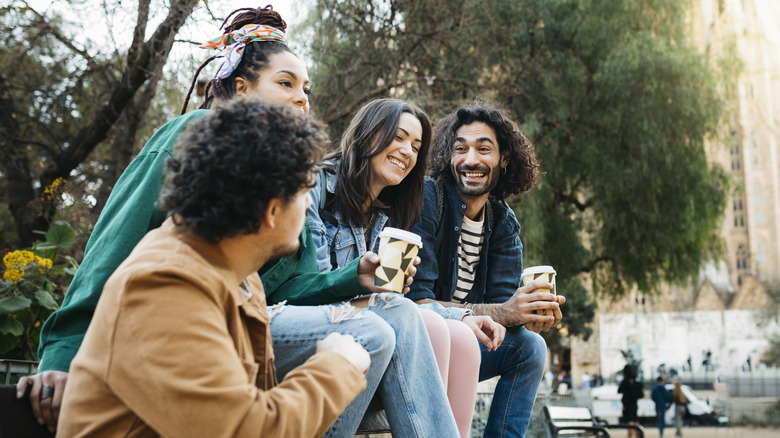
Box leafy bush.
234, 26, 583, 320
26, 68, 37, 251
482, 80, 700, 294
0, 221, 77, 359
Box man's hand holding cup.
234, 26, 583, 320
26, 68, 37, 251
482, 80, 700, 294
501, 265, 565, 332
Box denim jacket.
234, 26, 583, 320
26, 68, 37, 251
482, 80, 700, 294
307, 170, 470, 320
407, 178, 524, 304
308, 168, 388, 273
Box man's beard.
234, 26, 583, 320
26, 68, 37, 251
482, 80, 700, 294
451, 162, 501, 198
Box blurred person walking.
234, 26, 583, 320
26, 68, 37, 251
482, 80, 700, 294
671, 381, 688, 437
618, 365, 643, 438
651, 375, 672, 437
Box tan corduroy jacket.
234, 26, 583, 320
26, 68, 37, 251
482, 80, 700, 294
57, 219, 366, 438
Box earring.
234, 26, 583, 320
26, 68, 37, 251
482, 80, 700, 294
502, 166, 507, 175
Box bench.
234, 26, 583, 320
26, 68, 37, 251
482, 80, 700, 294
544, 405, 645, 438
0, 385, 55, 438
355, 396, 390, 436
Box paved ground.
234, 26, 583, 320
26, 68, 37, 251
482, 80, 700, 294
356, 426, 779, 437
606, 426, 778, 438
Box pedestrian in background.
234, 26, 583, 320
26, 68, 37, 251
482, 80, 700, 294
617, 365, 643, 438
651, 375, 672, 437
671, 381, 688, 437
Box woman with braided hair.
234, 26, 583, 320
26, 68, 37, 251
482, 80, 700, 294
17, 6, 309, 432
180, 6, 306, 114
19, 5, 458, 437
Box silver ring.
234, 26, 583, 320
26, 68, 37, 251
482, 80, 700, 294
41, 385, 55, 400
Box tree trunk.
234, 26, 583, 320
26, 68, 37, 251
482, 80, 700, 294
94, 71, 163, 213
0, 75, 51, 246
2, 0, 199, 247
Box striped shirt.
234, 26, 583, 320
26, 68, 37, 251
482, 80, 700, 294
453, 213, 485, 303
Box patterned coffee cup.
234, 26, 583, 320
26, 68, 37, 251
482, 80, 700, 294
521, 265, 557, 316
374, 227, 423, 293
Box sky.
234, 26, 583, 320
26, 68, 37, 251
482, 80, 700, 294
22, 0, 311, 90
23, 0, 307, 52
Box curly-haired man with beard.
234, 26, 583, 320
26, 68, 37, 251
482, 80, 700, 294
57, 97, 370, 438
408, 100, 567, 437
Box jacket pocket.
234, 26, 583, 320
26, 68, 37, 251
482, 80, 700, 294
333, 233, 357, 269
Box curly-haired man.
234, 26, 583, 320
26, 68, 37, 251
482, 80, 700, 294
408, 100, 567, 437
57, 97, 370, 438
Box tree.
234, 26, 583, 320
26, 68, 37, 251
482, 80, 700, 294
757, 279, 780, 366
0, 0, 200, 248
301, 0, 735, 343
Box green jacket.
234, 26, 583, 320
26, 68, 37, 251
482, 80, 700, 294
39, 109, 366, 372
261, 225, 365, 306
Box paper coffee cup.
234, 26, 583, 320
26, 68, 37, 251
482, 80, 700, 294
521, 265, 557, 316
374, 227, 423, 292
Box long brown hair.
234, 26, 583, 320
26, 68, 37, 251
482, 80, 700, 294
671, 382, 687, 404
181, 5, 292, 114
325, 98, 432, 230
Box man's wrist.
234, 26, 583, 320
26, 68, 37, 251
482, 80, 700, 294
468, 303, 502, 324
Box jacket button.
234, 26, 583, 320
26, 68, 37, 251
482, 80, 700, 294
454, 226, 459, 231
461, 204, 466, 209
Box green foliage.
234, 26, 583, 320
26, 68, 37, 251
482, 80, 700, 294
303, 0, 735, 342
766, 335, 780, 367
0, 3, 116, 248
0, 221, 77, 359
758, 279, 780, 365
0, 0, 201, 248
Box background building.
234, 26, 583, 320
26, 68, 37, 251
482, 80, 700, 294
569, 0, 780, 387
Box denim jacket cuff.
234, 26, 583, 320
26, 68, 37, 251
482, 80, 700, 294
417, 301, 472, 321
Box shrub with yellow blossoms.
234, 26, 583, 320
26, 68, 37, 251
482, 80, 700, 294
1, 222, 77, 359
3, 250, 53, 283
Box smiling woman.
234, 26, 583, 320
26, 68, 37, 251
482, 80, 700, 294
304, 98, 495, 438
368, 112, 422, 202
317, 98, 432, 234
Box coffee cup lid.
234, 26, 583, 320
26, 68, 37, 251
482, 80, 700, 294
378, 227, 423, 248
521, 265, 556, 277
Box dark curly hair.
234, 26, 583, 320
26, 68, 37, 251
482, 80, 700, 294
324, 98, 432, 230
160, 96, 327, 242
181, 5, 293, 114
429, 99, 539, 202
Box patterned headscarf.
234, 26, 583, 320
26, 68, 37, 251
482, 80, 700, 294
201, 24, 287, 80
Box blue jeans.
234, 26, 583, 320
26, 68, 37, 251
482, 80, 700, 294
479, 325, 547, 438
657, 408, 666, 436
269, 293, 459, 438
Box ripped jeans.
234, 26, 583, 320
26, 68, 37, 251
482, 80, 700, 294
268, 293, 459, 438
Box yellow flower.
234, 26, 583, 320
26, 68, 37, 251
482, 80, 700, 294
43, 178, 63, 197
37, 257, 53, 274
3, 268, 24, 283
3, 250, 36, 270
34, 321, 41, 328
3, 250, 52, 276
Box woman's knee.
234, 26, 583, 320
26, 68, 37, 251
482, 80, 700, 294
366, 293, 422, 322
419, 308, 451, 341
317, 301, 396, 359
418, 308, 452, 377
355, 312, 396, 355
444, 319, 480, 361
